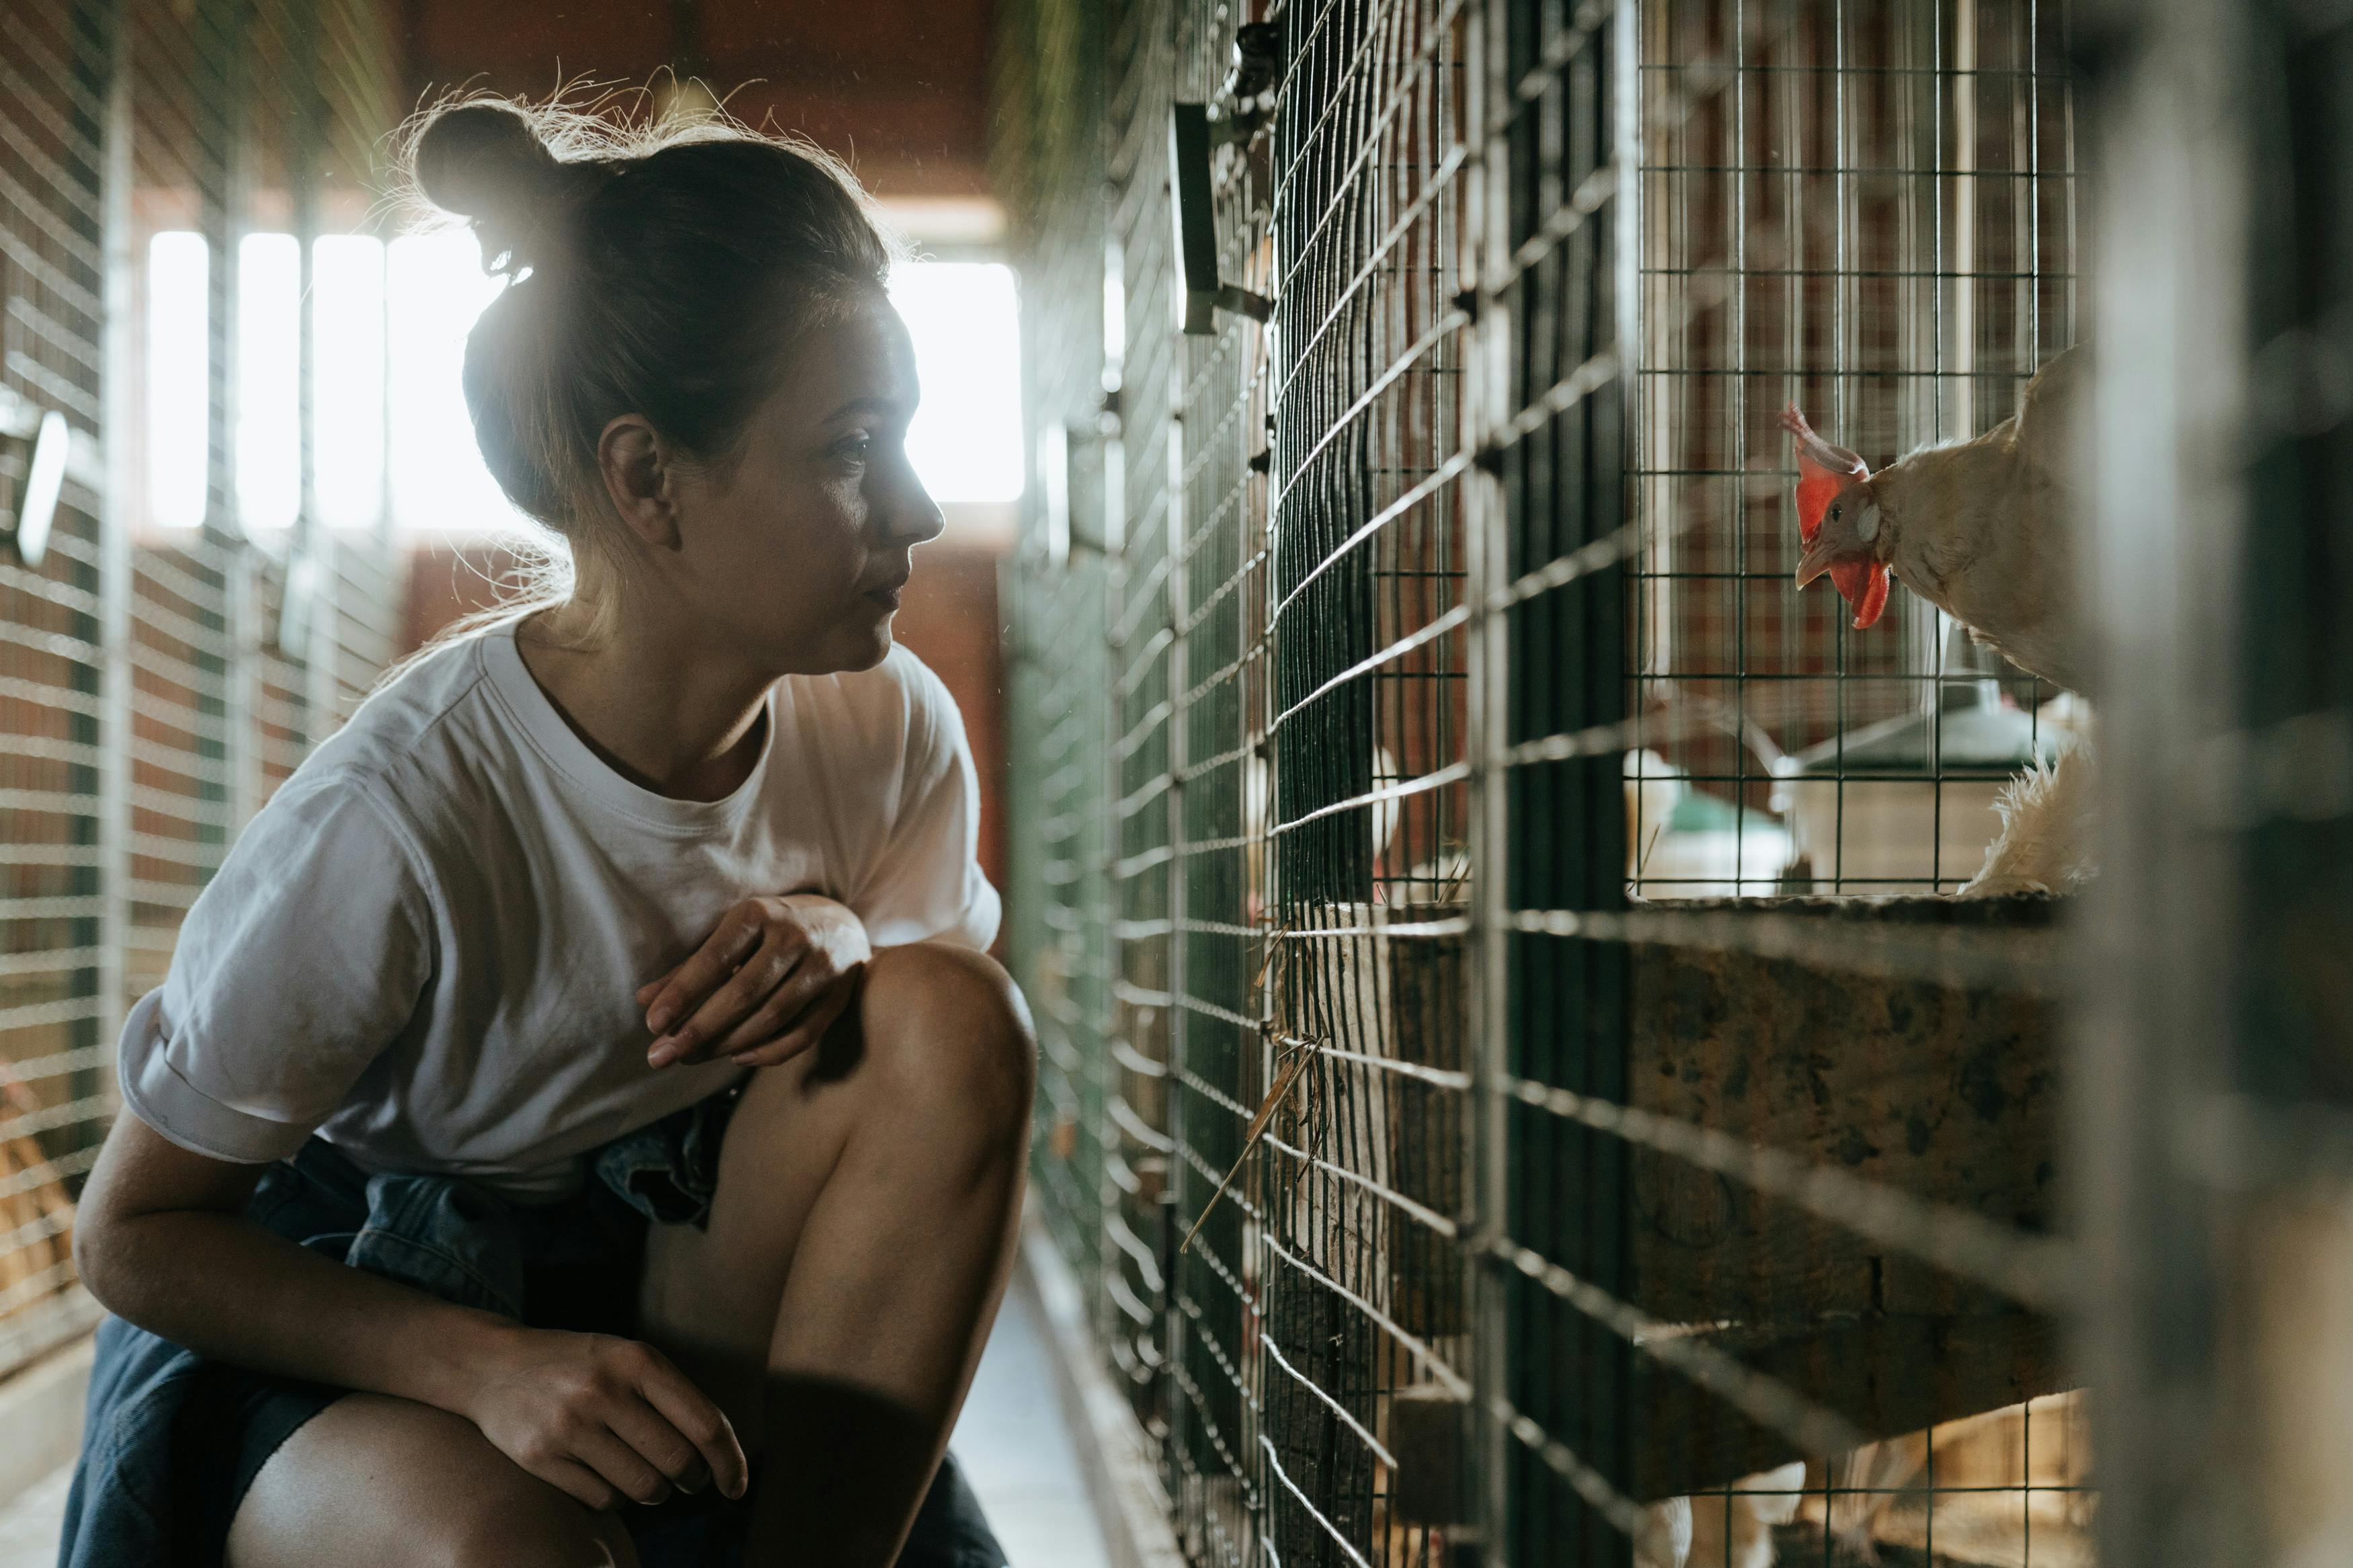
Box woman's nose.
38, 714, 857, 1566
882, 474, 946, 546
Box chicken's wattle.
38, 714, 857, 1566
1833, 561, 1890, 630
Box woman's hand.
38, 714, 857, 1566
77, 1118, 745, 1515
640, 894, 870, 1069
461, 1323, 749, 1511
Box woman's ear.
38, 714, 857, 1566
596, 414, 683, 550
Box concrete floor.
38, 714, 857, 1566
0, 1282, 1110, 1568
950, 1282, 1115, 1568
0, 1468, 67, 1568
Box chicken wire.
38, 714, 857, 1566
1629, 0, 2077, 899
1003, 1, 1481, 1561
1541, 3, 2087, 1565
996, 0, 1124, 1385
2071, 3, 2353, 1565
0, 0, 404, 1380
1006, 0, 2091, 1561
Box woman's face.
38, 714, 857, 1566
662, 292, 943, 675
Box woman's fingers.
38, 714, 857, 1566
572, 1424, 676, 1507
632, 1352, 750, 1499
467, 1330, 742, 1515
536, 1456, 623, 1513
649, 933, 808, 1067
642, 907, 768, 1039
727, 977, 858, 1068
605, 1391, 712, 1493
639, 897, 876, 1069
708, 962, 845, 1057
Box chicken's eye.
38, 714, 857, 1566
1827, 503, 1842, 523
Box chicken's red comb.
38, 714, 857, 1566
1781, 401, 1868, 542
1782, 403, 1886, 630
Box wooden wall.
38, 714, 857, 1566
395, 0, 998, 200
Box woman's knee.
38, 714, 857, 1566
227, 1394, 635, 1568
427, 1483, 637, 1568
859, 942, 1036, 1132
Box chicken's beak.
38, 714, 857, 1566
1794, 532, 1843, 591
1794, 491, 1889, 629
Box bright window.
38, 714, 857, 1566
386, 229, 530, 536
888, 261, 1024, 505
366, 243, 1027, 532
235, 232, 301, 534
147, 231, 209, 530
147, 237, 1029, 538
314, 235, 387, 531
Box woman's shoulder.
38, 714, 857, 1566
315, 628, 498, 752
284, 631, 513, 829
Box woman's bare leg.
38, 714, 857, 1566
639, 940, 1035, 1566
227, 1393, 639, 1568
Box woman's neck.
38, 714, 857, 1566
512, 601, 774, 803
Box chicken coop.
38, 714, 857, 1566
0, 0, 2334, 1560
997, 0, 2100, 1563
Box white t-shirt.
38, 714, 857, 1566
117, 624, 999, 1199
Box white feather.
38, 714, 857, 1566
1646, 1462, 1807, 1568
1636, 1495, 1693, 1568
1961, 735, 2098, 898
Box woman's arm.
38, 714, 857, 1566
75, 1113, 748, 1510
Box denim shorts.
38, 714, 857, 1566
63, 1087, 1004, 1568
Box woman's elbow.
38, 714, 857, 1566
71, 1198, 132, 1314
69, 1113, 260, 1315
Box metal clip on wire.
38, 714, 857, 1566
1214, 23, 1283, 143
1170, 101, 1275, 334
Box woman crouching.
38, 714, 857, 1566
61, 97, 1033, 1568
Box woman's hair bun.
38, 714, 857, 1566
409, 101, 584, 273
412, 102, 561, 218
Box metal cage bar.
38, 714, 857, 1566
0, 0, 405, 1379
1003, 0, 2098, 1563
2076, 3, 2353, 1565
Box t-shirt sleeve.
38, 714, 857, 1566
117, 774, 434, 1164
852, 659, 1001, 951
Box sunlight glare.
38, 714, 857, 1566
146, 231, 209, 530
888, 261, 1024, 505
236, 232, 301, 534
315, 235, 387, 531
387, 229, 530, 536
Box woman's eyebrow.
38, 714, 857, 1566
824, 396, 904, 422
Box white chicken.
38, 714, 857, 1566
1764, 353, 2096, 1553
1782, 347, 2098, 895
1635, 1461, 1807, 1568
1958, 729, 2098, 897
1782, 346, 2091, 694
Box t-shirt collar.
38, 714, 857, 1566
477, 622, 776, 833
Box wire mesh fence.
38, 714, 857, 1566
1628, 0, 2077, 901
2071, 4, 2353, 1564
0, 0, 405, 1380
999, 1, 2092, 1564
